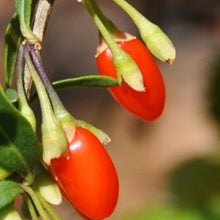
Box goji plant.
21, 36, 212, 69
0, 0, 175, 219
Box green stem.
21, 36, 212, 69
22, 186, 50, 220
89, 0, 117, 33
24, 194, 38, 220
82, 0, 123, 58
36, 192, 62, 220
112, 0, 144, 26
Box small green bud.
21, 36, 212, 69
33, 165, 62, 205
113, 0, 176, 63
0, 205, 22, 220
4, 88, 18, 104
137, 17, 176, 64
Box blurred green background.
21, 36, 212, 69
0, 0, 220, 219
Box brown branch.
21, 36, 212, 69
24, 0, 55, 98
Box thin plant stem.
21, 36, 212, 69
112, 0, 143, 24
22, 185, 50, 220
89, 0, 117, 33
82, 0, 123, 56
36, 192, 62, 220
24, 194, 38, 220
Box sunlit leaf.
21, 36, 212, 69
4, 13, 23, 88
0, 181, 23, 210
0, 87, 37, 174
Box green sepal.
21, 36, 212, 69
112, 0, 176, 63
0, 86, 38, 175
0, 181, 23, 210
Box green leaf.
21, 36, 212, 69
4, 14, 23, 88
52, 75, 119, 90
0, 87, 37, 174
0, 181, 23, 210
15, 0, 39, 43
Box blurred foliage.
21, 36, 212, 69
121, 203, 205, 220
121, 157, 220, 220
170, 158, 220, 207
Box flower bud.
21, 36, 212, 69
33, 165, 62, 205
113, 0, 176, 63
137, 17, 176, 64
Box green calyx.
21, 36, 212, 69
112, 0, 176, 63
113, 46, 145, 91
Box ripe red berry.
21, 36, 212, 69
96, 37, 166, 121
50, 127, 119, 219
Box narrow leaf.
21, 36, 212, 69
52, 75, 119, 90
0, 87, 37, 174
15, 0, 39, 43
4, 13, 23, 88
0, 181, 23, 210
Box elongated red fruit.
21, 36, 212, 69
50, 127, 119, 220
96, 38, 166, 121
